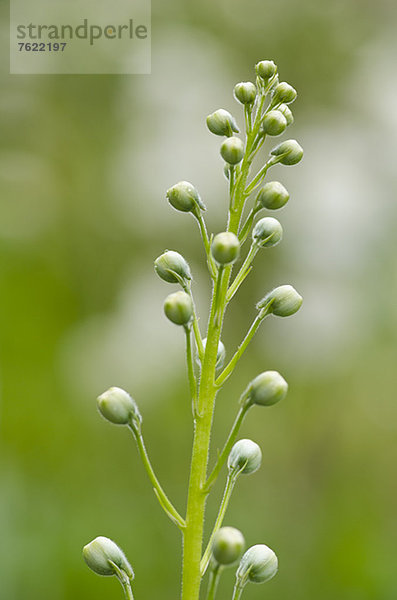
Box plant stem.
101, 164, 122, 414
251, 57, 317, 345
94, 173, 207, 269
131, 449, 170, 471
215, 310, 269, 387
121, 579, 134, 600
181, 96, 262, 600
205, 563, 222, 600
226, 243, 259, 303
184, 325, 199, 417
201, 471, 238, 575
231, 583, 245, 600
238, 206, 261, 244
130, 428, 186, 529
186, 283, 205, 360
205, 404, 250, 491
196, 213, 217, 279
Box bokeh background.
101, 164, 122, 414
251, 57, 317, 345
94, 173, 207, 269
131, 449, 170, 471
1, 1, 397, 599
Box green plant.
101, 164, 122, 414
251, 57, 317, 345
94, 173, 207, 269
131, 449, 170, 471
83, 59, 303, 600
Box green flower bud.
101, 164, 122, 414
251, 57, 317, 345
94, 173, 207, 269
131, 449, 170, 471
97, 387, 142, 428
220, 137, 245, 165
206, 109, 239, 137
166, 181, 206, 213
252, 217, 283, 248
255, 60, 277, 81
164, 291, 193, 326
261, 110, 287, 137
236, 544, 278, 585
201, 337, 226, 371
245, 371, 288, 407
257, 284, 303, 317
228, 439, 262, 475
270, 139, 303, 165
211, 232, 240, 265
278, 103, 294, 126
212, 527, 245, 566
83, 536, 134, 579
234, 82, 257, 105
154, 250, 192, 285
256, 181, 289, 211
272, 82, 297, 105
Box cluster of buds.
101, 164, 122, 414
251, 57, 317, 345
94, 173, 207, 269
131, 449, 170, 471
84, 58, 305, 600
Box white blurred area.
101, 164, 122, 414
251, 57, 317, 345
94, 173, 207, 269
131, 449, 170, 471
57, 27, 397, 398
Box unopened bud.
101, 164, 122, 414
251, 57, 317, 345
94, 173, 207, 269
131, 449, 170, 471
212, 527, 245, 566
252, 217, 283, 248
278, 104, 294, 126
164, 291, 193, 326
207, 109, 239, 137
255, 60, 277, 81
166, 181, 206, 213
211, 232, 240, 265
154, 250, 191, 285
257, 284, 303, 317
97, 387, 142, 429
234, 82, 257, 105
270, 139, 303, 165
256, 181, 289, 211
236, 544, 278, 585
228, 439, 262, 475
220, 137, 245, 165
271, 82, 297, 105
83, 536, 134, 579
244, 371, 288, 407
261, 110, 287, 137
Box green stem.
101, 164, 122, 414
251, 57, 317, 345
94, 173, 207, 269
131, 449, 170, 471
231, 583, 245, 600
201, 471, 238, 574
245, 160, 273, 196
205, 405, 250, 491
205, 563, 222, 600
121, 579, 134, 600
181, 208, 243, 600
238, 206, 261, 245
226, 244, 259, 303
196, 213, 217, 279
216, 309, 269, 387
185, 283, 205, 360
184, 325, 199, 417
181, 93, 263, 600
130, 428, 186, 529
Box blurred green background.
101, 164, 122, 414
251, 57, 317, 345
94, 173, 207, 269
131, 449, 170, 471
1, 0, 397, 599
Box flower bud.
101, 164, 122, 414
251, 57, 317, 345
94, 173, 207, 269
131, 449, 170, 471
220, 137, 245, 165
261, 111, 287, 137
201, 337, 226, 371
236, 544, 278, 585
154, 250, 192, 285
206, 109, 239, 137
83, 536, 134, 579
212, 527, 245, 566
97, 387, 142, 428
252, 217, 283, 248
166, 181, 206, 213
257, 284, 303, 317
245, 371, 288, 407
211, 232, 240, 265
255, 60, 277, 81
278, 103, 294, 126
234, 82, 256, 105
164, 291, 193, 326
228, 439, 262, 475
256, 181, 289, 211
270, 139, 303, 165
271, 82, 297, 105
